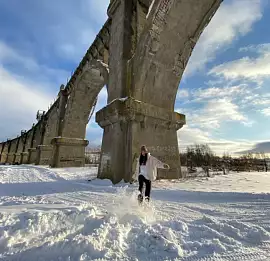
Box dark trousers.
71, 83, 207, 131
138, 175, 152, 198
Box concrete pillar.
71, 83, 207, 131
20, 130, 32, 164
50, 87, 69, 168
6, 139, 17, 164
0, 143, 3, 163
96, 0, 221, 183
0, 141, 8, 164
28, 125, 40, 164
36, 144, 53, 165
96, 0, 135, 183
106, 0, 137, 102
0, 142, 5, 163
51, 61, 108, 168
14, 136, 23, 164
51, 138, 89, 168
97, 0, 162, 183
28, 148, 37, 164
96, 98, 185, 183
36, 100, 60, 165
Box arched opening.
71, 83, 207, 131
51, 60, 109, 168
96, 0, 221, 183
125, 0, 269, 179
85, 86, 108, 165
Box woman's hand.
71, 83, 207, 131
163, 164, 170, 169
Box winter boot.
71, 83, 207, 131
137, 193, 143, 204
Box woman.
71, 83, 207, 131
133, 145, 170, 203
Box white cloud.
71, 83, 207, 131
177, 89, 189, 99
178, 126, 213, 147
239, 43, 270, 54
209, 43, 270, 80
0, 42, 66, 141
193, 84, 249, 100
0, 41, 60, 141
0, 1, 110, 65
0, 0, 110, 142
0, 41, 38, 71
204, 98, 248, 127
177, 96, 249, 131
184, 0, 263, 77
0, 66, 53, 140
0, 41, 69, 88
253, 99, 270, 105
49, 0, 109, 61
260, 108, 270, 116
177, 125, 255, 155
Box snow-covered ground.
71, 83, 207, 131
0, 165, 270, 261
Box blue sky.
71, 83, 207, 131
0, 0, 269, 155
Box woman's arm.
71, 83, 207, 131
151, 156, 170, 169
132, 157, 140, 179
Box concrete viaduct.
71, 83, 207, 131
0, 0, 223, 183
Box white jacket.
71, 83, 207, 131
132, 153, 167, 181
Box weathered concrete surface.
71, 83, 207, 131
97, 0, 222, 183
20, 153, 29, 164
0, 143, 4, 163
28, 148, 37, 164
51, 60, 109, 168
128, 0, 222, 177
6, 139, 18, 164
51, 138, 89, 167
0, 142, 7, 164
97, 0, 152, 183
106, 0, 133, 102
132, 0, 222, 109
21, 130, 33, 164
27, 124, 41, 164
64, 20, 110, 95
97, 98, 185, 183
14, 136, 24, 164
36, 145, 54, 165
0, 19, 111, 168
0, 0, 224, 184
36, 99, 60, 165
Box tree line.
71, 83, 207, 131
85, 144, 269, 175
180, 144, 269, 176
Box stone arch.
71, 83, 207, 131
131, 0, 222, 110
51, 59, 109, 168
0, 141, 8, 164
97, 0, 222, 183
62, 60, 109, 138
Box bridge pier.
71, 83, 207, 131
0, 154, 7, 164
6, 153, 15, 164
96, 98, 185, 184
20, 152, 29, 164
14, 153, 21, 164
28, 148, 37, 164
36, 145, 54, 165
50, 60, 108, 168
51, 138, 88, 168
5, 139, 17, 164
0, 142, 7, 164
0, 0, 223, 180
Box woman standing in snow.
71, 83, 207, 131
133, 145, 170, 203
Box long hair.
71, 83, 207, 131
139, 145, 148, 165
